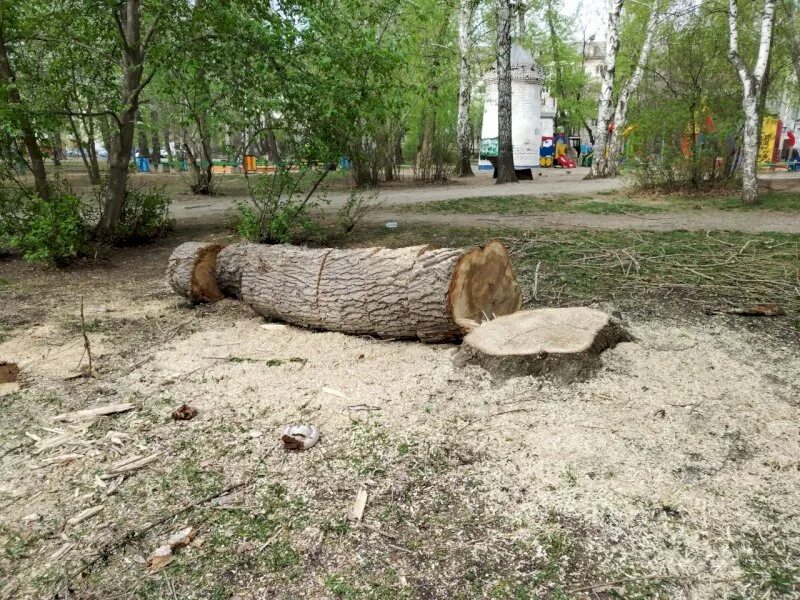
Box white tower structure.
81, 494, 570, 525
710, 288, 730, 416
479, 44, 545, 171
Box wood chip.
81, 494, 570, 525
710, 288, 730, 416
53, 402, 136, 422
67, 505, 104, 526
101, 453, 160, 478
37, 453, 83, 467
146, 545, 173, 573
349, 487, 368, 522
50, 542, 75, 561
166, 526, 196, 549
321, 387, 348, 399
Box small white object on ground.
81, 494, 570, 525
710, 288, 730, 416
67, 504, 104, 526
53, 402, 136, 422
281, 424, 320, 450
349, 487, 368, 522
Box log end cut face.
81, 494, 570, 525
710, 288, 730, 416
166, 242, 225, 303
449, 240, 522, 330
457, 307, 632, 383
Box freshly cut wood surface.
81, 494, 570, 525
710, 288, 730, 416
166, 242, 224, 303
240, 241, 521, 342
457, 308, 631, 382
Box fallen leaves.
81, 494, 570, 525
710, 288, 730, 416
171, 404, 198, 421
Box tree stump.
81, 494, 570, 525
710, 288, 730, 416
166, 242, 225, 303
240, 240, 522, 342
456, 307, 631, 382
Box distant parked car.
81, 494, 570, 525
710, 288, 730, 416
96, 148, 108, 158
134, 150, 168, 159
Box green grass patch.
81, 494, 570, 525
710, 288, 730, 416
402, 195, 669, 215
347, 225, 800, 322
665, 191, 800, 212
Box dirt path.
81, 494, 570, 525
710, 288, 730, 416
366, 208, 800, 233
170, 168, 800, 233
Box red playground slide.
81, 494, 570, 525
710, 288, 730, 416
557, 155, 577, 169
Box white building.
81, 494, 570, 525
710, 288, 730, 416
479, 44, 545, 171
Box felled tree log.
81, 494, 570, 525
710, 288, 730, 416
166, 242, 224, 303
214, 243, 253, 299
240, 241, 522, 342
456, 308, 631, 382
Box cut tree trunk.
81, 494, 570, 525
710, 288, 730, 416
240, 241, 521, 342
456, 307, 631, 383
166, 242, 225, 303
214, 243, 253, 299
167, 241, 523, 343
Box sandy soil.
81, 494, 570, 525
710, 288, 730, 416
1, 233, 798, 599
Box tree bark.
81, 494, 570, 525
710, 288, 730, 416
167, 241, 523, 343
606, 0, 660, 176
455, 0, 476, 177
0, 23, 49, 200
136, 110, 150, 161
727, 0, 776, 205
588, 0, 624, 179
495, 0, 517, 184
163, 126, 174, 171
166, 242, 224, 303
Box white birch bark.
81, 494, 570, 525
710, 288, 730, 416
588, 0, 624, 179
606, 0, 660, 175
456, 0, 477, 177
728, 0, 777, 204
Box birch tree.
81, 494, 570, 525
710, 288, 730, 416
727, 0, 777, 204
495, 0, 517, 184
588, 0, 624, 179
606, 0, 661, 175
455, 0, 477, 177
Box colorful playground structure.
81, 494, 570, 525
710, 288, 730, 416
539, 127, 577, 169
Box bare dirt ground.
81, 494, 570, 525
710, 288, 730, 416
1, 222, 799, 598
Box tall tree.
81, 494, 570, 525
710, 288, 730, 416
783, 0, 800, 84
727, 0, 777, 204
98, 1, 163, 238
588, 0, 624, 178
0, 9, 48, 199
456, 0, 477, 176
495, 0, 517, 184
606, 0, 661, 174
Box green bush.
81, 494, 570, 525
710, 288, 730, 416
235, 166, 327, 244
0, 188, 91, 265
116, 186, 174, 244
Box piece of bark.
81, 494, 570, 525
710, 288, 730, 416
67, 505, 104, 526
349, 488, 368, 522
214, 243, 253, 299
457, 308, 632, 383
171, 404, 198, 421
239, 241, 521, 342
53, 403, 136, 422
166, 242, 225, 303
102, 453, 160, 477
147, 545, 173, 573
727, 303, 783, 316
0, 362, 19, 383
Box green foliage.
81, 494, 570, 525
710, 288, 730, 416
0, 186, 91, 265
116, 186, 175, 244
235, 166, 327, 244
337, 188, 379, 235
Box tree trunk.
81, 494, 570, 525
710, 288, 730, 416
727, 0, 776, 205
151, 109, 161, 168
52, 131, 64, 166
68, 114, 100, 184
0, 23, 49, 200
136, 110, 150, 161
99, 0, 157, 238
517, 1, 527, 38
167, 241, 523, 343
163, 127, 174, 171
263, 114, 280, 161
588, 0, 624, 179
84, 115, 101, 183
166, 242, 225, 303
456, 0, 475, 177
186, 113, 214, 194
606, 0, 659, 175
99, 115, 112, 158
495, 0, 517, 184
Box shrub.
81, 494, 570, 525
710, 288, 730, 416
0, 187, 91, 265
336, 187, 379, 236
235, 165, 328, 244
116, 186, 174, 244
